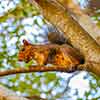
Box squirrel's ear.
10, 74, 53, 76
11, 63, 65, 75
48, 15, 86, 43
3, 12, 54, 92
23, 39, 29, 46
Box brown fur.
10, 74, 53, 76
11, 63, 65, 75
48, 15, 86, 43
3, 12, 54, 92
18, 40, 83, 67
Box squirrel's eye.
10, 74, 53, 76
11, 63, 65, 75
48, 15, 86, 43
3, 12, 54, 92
20, 46, 25, 51
21, 48, 25, 51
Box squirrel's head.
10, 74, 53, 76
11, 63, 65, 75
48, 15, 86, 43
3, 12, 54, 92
18, 40, 33, 63
18, 40, 48, 65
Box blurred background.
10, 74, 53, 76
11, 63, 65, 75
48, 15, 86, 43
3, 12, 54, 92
0, 0, 100, 100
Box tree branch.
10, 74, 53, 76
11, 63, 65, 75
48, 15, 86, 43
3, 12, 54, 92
26, 95, 47, 100
1, 62, 100, 77
55, 0, 100, 45
63, 71, 80, 93
92, 96, 100, 100
0, 65, 72, 77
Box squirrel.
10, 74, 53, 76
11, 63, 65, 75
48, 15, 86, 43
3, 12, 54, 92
18, 40, 83, 71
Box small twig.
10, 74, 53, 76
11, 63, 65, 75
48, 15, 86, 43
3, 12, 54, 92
92, 96, 100, 100
0, 65, 69, 77
26, 95, 47, 100
62, 71, 80, 94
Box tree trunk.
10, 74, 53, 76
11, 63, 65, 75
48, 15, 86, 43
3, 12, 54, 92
30, 0, 100, 76
56, 0, 100, 45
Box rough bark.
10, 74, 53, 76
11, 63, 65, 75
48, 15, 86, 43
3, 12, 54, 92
30, 0, 100, 76
55, 0, 100, 45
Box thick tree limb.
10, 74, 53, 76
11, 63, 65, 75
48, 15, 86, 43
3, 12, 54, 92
30, 0, 100, 76
0, 65, 76, 77
77, 62, 100, 76
55, 0, 100, 45
0, 63, 99, 77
